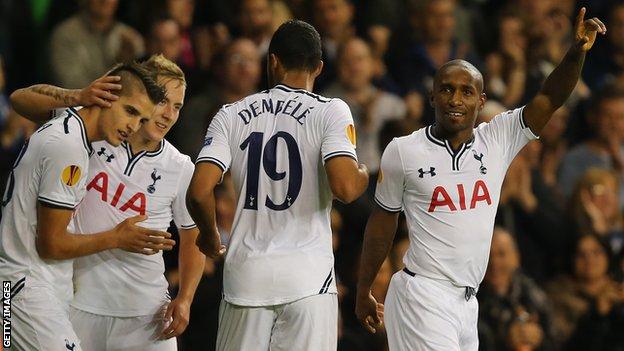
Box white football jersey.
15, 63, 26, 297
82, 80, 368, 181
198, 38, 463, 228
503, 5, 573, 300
375, 107, 537, 288
70, 139, 196, 317
198, 84, 357, 306
0, 107, 92, 302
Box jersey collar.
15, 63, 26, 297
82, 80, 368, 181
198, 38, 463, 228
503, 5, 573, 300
67, 107, 94, 157
425, 125, 475, 171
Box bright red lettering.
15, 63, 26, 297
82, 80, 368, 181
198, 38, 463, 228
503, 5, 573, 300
457, 184, 466, 210
110, 183, 125, 207
86, 172, 108, 202
119, 193, 146, 215
470, 180, 492, 209
428, 186, 457, 212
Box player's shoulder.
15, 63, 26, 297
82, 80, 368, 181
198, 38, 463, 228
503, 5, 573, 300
161, 139, 194, 169
34, 107, 92, 156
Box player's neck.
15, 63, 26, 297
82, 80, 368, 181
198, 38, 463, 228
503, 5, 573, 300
77, 107, 104, 142
432, 125, 474, 151
279, 71, 315, 92
128, 135, 160, 153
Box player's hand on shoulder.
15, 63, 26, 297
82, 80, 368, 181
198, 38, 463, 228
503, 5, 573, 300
355, 290, 384, 334
195, 231, 227, 259
113, 215, 176, 255
78, 75, 122, 108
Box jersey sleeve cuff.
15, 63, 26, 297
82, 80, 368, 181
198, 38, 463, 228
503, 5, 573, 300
196, 156, 228, 171
323, 151, 357, 163
519, 106, 539, 140
374, 197, 402, 213
38, 196, 77, 210
179, 223, 198, 230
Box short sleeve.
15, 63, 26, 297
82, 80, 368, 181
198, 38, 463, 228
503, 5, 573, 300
321, 99, 358, 163
172, 158, 196, 230
196, 108, 232, 172
479, 106, 538, 166
38, 139, 89, 210
374, 139, 404, 212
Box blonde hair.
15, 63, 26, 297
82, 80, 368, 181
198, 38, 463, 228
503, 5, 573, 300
142, 54, 186, 87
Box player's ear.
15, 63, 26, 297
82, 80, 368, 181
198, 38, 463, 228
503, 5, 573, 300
429, 91, 435, 108
312, 60, 324, 79
268, 53, 279, 72
478, 92, 487, 111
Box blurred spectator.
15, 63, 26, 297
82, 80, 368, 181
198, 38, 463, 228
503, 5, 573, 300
386, 0, 481, 97
484, 12, 528, 108
584, 2, 624, 90
477, 100, 507, 125
323, 37, 405, 171
497, 141, 567, 281
50, 0, 145, 88
169, 38, 261, 158
547, 234, 624, 350
312, 0, 356, 91
402, 91, 426, 131
238, 0, 275, 57
166, 0, 197, 69
558, 82, 624, 202
539, 107, 570, 189
569, 168, 624, 259
479, 227, 555, 351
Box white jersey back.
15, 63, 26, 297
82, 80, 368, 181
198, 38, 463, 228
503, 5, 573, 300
70, 139, 196, 317
375, 107, 537, 288
0, 108, 92, 302
198, 84, 357, 306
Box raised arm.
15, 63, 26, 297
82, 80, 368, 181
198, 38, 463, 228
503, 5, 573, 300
9, 75, 122, 122
325, 157, 369, 203
523, 7, 606, 134
186, 162, 227, 259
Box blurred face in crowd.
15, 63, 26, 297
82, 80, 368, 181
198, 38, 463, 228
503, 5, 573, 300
575, 235, 609, 282
167, 0, 194, 29
609, 5, 624, 50
223, 39, 261, 95
338, 38, 374, 90
587, 176, 620, 223
148, 20, 182, 61
423, 0, 456, 43
314, 0, 354, 39
240, 0, 273, 37
431, 63, 486, 134
137, 78, 185, 142
540, 107, 569, 146
486, 229, 520, 286
499, 16, 527, 51
87, 0, 118, 20
594, 98, 624, 142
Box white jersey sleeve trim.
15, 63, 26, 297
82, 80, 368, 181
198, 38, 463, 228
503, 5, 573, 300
518, 106, 540, 140
196, 156, 228, 171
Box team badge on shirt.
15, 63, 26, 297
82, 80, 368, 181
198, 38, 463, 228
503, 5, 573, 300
345, 124, 356, 146
61, 165, 82, 186
147, 169, 162, 194
472, 150, 487, 174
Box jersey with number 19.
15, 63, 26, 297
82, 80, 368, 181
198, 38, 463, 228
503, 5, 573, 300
199, 84, 357, 306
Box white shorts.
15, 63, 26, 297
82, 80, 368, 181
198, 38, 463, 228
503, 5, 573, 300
9, 285, 82, 351
69, 305, 176, 351
385, 270, 479, 351
216, 293, 338, 351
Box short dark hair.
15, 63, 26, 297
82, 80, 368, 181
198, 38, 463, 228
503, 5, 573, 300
107, 62, 165, 104
590, 80, 624, 114
268, 20, 322, 72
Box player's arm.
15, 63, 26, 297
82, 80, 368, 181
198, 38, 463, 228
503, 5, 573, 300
325, 157, 369, 203
186, 162, 226, 258
9, 75, 122, 122
36, 205, 176, 259
356, 206, 399, 333
523, 7, 605, 134
162, 227, 205, 339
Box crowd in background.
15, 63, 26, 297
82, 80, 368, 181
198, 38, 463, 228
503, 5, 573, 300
1, 0, 624, 350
